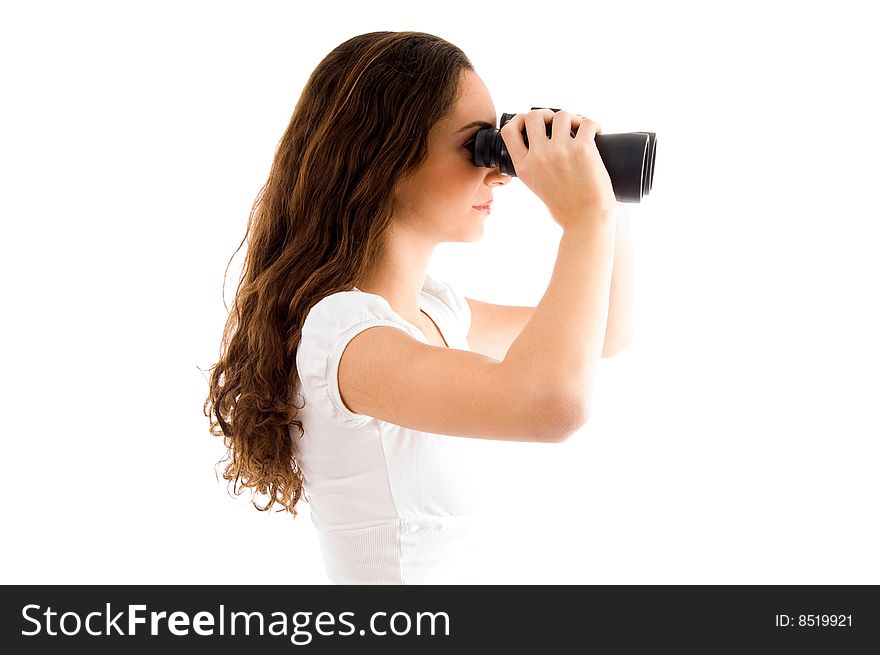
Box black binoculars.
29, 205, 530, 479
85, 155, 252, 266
467, 107, 657, 203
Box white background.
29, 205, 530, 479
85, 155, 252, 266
2, 0, 877, 584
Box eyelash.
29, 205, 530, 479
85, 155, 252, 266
462, 137, 476, 151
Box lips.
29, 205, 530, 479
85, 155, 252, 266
472, 200, 493, 209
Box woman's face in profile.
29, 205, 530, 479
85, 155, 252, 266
392, 69, 511, 242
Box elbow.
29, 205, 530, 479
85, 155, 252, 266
549, 406, 589, 443
538, 390, 590, 443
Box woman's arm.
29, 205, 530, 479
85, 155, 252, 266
464, 299, 533, 362
601, 203, 635, 356
465, 204, 635, 361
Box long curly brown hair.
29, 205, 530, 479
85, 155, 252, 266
202, 31, 474, 517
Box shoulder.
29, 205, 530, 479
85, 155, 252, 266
303, 290, 402, 334
297, 291, 420, 427
300, 291, 424, 361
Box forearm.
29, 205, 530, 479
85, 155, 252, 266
602, 204, 635, 356
504, 211, 617, 406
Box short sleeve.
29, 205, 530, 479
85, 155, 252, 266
422, 274, 472, 336
297, 291, 421, 427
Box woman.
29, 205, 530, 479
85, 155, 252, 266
203, 31, 622, 584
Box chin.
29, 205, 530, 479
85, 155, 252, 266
462, 224, 485, 242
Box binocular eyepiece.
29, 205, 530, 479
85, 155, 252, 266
468, 107, 657, 203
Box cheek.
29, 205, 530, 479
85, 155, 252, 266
454, 166, 482, 193
416, 156, 484, 210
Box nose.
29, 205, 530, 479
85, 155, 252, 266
484, 168, 511, 186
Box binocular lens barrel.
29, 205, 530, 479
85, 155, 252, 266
471, 107, 656, 203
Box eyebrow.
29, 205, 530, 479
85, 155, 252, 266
455, 119, 496, 133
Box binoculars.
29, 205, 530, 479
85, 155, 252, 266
467, 107, 657, 203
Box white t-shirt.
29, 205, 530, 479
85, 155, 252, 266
293, 272, 490, 584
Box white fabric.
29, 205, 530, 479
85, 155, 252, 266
293, 273, 489, 584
